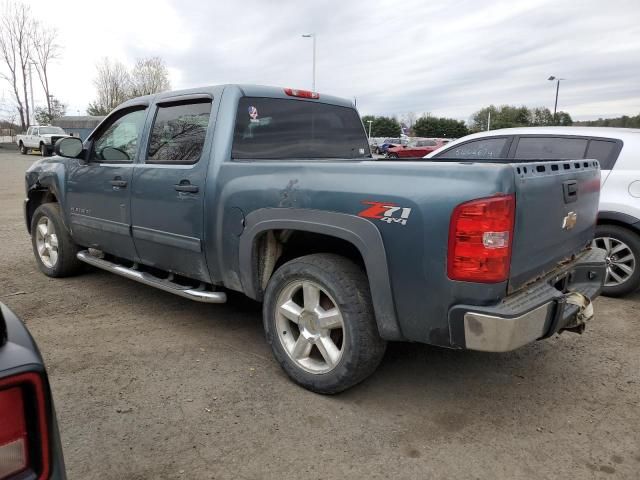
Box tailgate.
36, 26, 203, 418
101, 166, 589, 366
509, 160, 601, 292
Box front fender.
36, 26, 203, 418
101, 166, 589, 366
24, 158, 68, 233
238, 208, 404, 341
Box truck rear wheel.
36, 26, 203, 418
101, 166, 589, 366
593, 224, 640, 297
263, 253, 386, 394
31, 203, 83, 278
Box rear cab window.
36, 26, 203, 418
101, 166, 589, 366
232, 97, 370, 160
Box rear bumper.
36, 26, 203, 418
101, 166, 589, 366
448, 248, 606, 352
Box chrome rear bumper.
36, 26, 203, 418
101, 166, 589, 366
450, 248, 605, 352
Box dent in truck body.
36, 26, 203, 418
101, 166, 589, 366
25, 158, 68, 233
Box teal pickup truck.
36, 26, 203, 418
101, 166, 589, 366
24, 84, 606, 393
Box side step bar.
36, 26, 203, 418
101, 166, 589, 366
76, 251, 227, 304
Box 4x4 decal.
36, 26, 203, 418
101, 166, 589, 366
358, 201, 412, 226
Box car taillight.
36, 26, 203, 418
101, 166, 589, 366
448, 194, 515, 283
284, 88, 320, 99
0, 373, 49, 480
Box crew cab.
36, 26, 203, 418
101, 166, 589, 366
24, 85, 606, 393
0, 303, 66, 479
16, 126, 71, 157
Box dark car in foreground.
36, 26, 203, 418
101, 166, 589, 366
0, 303, 65, 479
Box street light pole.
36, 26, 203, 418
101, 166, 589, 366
367, 120, 373, 141
548, 76, 564, 124
302, 33, 316, 91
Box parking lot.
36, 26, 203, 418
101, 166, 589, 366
0, 146, 638, 479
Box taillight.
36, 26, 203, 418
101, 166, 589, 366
448, 194, 515, 283
0, 373, 49, 480
284, 88, 320, 99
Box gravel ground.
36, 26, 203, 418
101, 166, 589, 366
1, 146, 638, 479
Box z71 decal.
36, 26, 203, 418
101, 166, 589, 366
358, 201, 412, 226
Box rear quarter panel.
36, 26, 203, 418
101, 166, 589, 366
211, 158, 516, 345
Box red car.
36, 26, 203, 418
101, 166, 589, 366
386, 138, 449, 158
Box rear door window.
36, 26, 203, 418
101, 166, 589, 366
585, 139, 620, 170
232, 97, 370, 160
147, 100, 212, 164
437, 138, 509, 159
514, 137, 588, 159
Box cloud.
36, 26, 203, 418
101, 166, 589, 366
2, 0, 639, 121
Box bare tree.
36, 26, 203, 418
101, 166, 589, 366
87, 58, 131, 115
0, 1, 34, 130
130, 57, 171, 97
32, 23, 60, 118
402, 111, 417, 129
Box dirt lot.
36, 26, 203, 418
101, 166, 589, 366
1, 146, 638, 479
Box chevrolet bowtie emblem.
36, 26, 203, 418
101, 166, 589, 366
562, 211, 577, 230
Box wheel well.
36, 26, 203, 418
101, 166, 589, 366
253, 230, 365, 297
26, 189, 58, 233
597, 219, 640, 235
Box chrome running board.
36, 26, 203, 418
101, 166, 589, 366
76, 250, 227, 304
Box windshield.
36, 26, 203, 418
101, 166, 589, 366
38, 127, 65, 134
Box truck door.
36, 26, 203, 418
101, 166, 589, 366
29, 127, 37, 147
66, 107, 148, 260
130, 97, 213, 283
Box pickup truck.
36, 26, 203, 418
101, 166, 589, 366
17, 126, 71, 157
24, 84, 606, 393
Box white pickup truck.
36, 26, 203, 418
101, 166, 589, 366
16, 126, 72, 156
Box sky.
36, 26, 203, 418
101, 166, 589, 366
1, 0, 640, 123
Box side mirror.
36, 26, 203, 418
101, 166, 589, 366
55, 137, 83, 158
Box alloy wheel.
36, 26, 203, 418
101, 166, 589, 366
275, 280, 345, 374
592, 236, 636, 287
35, 216, 59, 268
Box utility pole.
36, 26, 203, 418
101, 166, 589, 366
548, 76, 564, 124
367, 120, 373, 141
302, 33, 316, 91
487, 111, 491, 131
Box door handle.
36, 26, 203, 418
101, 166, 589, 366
110, 179, 128, 188
174, 182, 199, 193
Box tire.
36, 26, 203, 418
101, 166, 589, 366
593, 224, 640, 297
263, 253, 387, 394
39, 143, 47, 157
19, 142, 27, 155
31, 203, 83, 278
388, 153, 399, 159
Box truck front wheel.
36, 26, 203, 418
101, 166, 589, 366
263, 253, 386, 394
31, 203, 83, 278
19, 142, 27, 155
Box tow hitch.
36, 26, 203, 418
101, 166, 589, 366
560, 292, 594, 334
